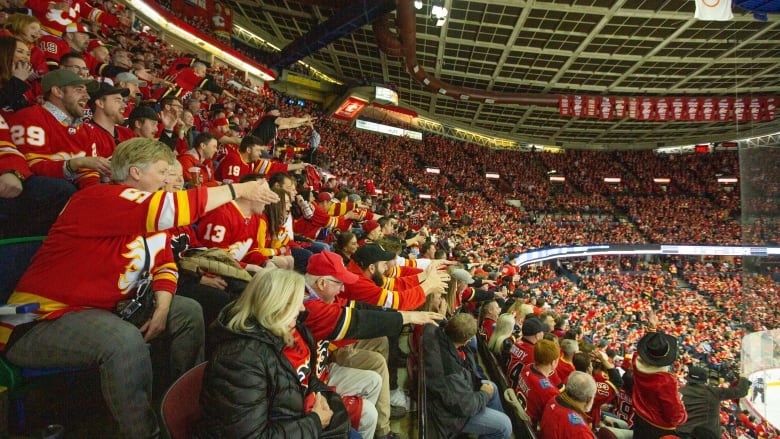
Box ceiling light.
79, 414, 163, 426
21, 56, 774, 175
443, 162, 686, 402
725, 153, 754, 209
431, 5, 447, 18
414, 0, 423, 10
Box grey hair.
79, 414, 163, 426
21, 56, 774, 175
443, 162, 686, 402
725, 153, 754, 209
565, 371, 597, 403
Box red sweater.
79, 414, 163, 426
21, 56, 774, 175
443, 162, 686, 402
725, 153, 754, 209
632, 354, 687, 430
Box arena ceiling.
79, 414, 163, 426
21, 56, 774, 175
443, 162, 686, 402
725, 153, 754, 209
224, 0, 780, 149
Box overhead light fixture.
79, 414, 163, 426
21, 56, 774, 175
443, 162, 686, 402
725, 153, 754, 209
414, 0, 423, 9
431, 5, 447, 18
431, 2, 447, 26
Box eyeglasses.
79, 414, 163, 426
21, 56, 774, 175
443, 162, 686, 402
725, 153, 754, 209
324, 278, 344, 287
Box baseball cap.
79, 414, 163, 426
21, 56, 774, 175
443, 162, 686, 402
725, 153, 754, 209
64, 22, 96, 37
353, 243, 395, 267
687, 366, 709, 384
87, 39, 109, 52
88, 83, 129, 107
522, 317, 546, 336
115, 72, 148, 87
451, 268, 474, 285
128, 105, 160, 122
307, 251, 359, 284
41, 69, 98, 93
362, 220, 380, 234
316, 192, 332, 203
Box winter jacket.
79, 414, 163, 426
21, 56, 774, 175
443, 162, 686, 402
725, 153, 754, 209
422, 323, 490, 438
194, 311, 349, 439
677, 377, 750, 437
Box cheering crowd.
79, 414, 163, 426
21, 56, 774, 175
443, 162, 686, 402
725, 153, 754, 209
0, 1, 777, 438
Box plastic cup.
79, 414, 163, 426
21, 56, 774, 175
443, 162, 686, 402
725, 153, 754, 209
188, 167, 201, 187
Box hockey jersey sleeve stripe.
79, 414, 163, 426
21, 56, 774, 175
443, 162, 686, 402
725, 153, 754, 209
146, 191, 163, 232
176, 191, 190, 225
379, 289, 396, 309
333, 307, 353, 340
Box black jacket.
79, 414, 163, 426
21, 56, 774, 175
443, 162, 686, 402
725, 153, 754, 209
195, 310, 349, 438
422, 323, 490, 439
677, 377, 750, 436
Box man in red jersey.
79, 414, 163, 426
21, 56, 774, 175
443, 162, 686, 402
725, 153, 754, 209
304, 251, 442, 439
506, 316, 546, 391
343, 243, 448, 311
515, 338, 561, 425
539, 371, 598, 439
87, 82, 134, 154
9, 69, 110, 189
216, 135, 264, 182
0, 138, 278, 438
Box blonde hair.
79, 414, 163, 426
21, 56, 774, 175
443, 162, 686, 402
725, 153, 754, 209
4, 14, 40, 37
488, 313, 516, 355
225, 268, 305, 346
444, 265, 465, 314
506, 301, 535, 323
111, 138, 176, 182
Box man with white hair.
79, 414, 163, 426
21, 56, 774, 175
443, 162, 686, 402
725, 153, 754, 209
556, 338, 579, 383
539, 371, 598, 439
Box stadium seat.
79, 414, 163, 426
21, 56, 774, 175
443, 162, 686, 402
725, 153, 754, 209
475, 333, 536, 439
0, 236, 86, 432
160, 361, 207, 439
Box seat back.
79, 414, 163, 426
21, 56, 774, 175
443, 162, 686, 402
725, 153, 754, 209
0, 237, 45, 303
160, 362, 207, 439
476, 333, 537, 439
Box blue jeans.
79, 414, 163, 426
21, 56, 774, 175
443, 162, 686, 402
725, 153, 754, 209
461, 381, 512, 439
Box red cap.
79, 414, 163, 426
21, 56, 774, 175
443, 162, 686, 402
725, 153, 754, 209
363, 220, 380, 234
316, 192, 332, 202
307, 251, 359, 284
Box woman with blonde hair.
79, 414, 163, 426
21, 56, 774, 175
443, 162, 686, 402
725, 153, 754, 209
196, 269, 351, 438
488, 313, 518, 368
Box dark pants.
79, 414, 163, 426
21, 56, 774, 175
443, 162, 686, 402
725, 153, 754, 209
634, 415, 678, 439
0, 177, 77, 238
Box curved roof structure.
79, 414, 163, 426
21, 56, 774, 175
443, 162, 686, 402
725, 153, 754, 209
226, 0, 780, 149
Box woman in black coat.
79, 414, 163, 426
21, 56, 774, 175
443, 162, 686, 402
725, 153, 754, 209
195, 268, 350, 438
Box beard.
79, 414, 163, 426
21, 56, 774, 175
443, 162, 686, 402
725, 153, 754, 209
371, 269, 384, 287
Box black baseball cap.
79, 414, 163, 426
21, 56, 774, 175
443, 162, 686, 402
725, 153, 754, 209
128, 105, 160, 122
88, 83, 129, 107
353, 243, 395, 267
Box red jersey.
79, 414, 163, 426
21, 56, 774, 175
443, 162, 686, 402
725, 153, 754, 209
253, 157, 289, 178
196, 201, 270, 267
215, 148, 253, 182
481, 317, 496, 339
555, 356, 576, 385
0, 114, 31, 178
27, 0, 117, 36
86, 122, 136, 156
212, 3, 234, 38
506, 338, 536, 391
342, 260, 426, 310
615, 386, 635, 428
539, 395, 596, 439
590, 371, 618, 427
293, 201, 347, 241
3, 185, 209, 347
515, 363, 560, 424
37, 35, 71, 68
9, 105, 103, 188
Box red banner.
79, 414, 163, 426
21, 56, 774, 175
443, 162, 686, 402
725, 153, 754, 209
559, 95, 778, 122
